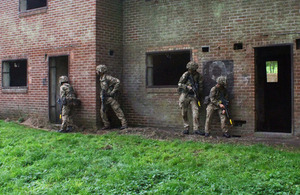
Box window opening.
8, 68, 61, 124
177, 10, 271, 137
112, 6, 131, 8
234, 43, 243, 50
202, 46, 210, 52
146, 50, 191, 87
296, 39, 300, 50
2, 60, 27, 87
20, 0, 47, 11
266, 61, 278, 83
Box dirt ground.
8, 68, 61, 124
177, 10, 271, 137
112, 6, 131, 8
84, 127, 300, 150
18, 118, 300, 150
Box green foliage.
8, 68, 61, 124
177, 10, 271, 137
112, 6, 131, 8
0, 121, 299, 194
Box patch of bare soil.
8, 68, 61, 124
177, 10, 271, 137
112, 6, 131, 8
83, 127, 300, 149
15, 119, 300, 150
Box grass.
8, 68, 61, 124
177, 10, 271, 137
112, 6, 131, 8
0, 120, 299, 194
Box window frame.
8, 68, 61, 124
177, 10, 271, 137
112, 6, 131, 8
146, 50, 192, 88
2, 59, 28, 89
19, 0, 48, 13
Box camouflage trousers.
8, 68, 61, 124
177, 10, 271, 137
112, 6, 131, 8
179, 93, 199, 131
100, 97, 127, 127
204, 103, 228, 134
61, 105, 73, 130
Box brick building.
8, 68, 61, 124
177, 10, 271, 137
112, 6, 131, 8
1, 0, 299, 136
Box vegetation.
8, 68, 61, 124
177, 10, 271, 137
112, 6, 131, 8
0, 121, 299, 194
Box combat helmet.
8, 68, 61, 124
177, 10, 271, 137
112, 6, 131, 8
59, 76, 69, 85
96, 64, 107, 73
217, 76, 227, 86
186, 61, 198, 70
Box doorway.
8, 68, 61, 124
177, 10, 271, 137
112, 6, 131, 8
255, 45, 292, 133
49, 56, 69, 124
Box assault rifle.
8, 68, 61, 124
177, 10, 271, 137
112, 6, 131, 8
188, 75, 201, 107
220, 95, 233, 126
101, 89, 107, 112
57, 97, 67, 120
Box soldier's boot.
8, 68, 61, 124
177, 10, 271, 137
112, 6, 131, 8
195, 130, 205, 136
101, 126, 111, 130
183, 130, 189, 135
223, 133, 231, 138
120, 125, 128, 130
58, 129, 68, 133
66, 126, 73, 132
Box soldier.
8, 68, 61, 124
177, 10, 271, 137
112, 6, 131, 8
178, 61, 204, 135
96, 64, 128, 130
58, 76, 76, 133
204, 76, 231, 138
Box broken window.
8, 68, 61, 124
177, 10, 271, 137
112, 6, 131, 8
2, 60, 27, 87
146, 50, 191, 87
20, 0, 47, 11
266, 61, 278, 83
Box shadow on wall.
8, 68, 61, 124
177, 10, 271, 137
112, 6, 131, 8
203, 60, 234, 99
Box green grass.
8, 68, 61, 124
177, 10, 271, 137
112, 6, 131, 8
0, 121, 299, 194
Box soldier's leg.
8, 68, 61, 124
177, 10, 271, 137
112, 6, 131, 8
190, 99, 199, 131
108, 98, 127, 127
179, 94, 189, 130
204, 104, 214, 134
100, 104, 110, 128
217, 109, 229, 133
61, 105, 70, 131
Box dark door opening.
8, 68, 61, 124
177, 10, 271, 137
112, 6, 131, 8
255, 45, 292, 133
49, 56, 68, 124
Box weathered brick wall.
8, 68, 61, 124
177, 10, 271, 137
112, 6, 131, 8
122, 0, 300, 135
0, 0, 97, 128
96, 0, 123, 128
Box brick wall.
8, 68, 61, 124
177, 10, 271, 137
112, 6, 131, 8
122, 0, 300, 135
0, 0, 97, 128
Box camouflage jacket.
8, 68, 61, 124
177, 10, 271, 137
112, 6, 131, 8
209, 85, 228, 109
178, 71, 203, 98
60, 83, 76, 100
99, 74, 120, 97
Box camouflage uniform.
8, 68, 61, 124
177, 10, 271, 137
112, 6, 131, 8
59, 76, 76, 132
205, 77, 229, 134
97, 65, 127, 129
178, 62, 203, 133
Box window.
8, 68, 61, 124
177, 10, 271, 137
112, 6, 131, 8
146, 50, 191, 87
296, 39, 300, 50
233, 43, 243, 50
20, 0, 47, 12
2, 60, 27, 87
202, 46, 210, 52
266, 61, 278, 83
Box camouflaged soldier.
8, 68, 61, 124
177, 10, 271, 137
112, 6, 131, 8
178, 61, 204, 135
96, 64, 128, 130
204, 76, 231, 138
58, 76, 76, 133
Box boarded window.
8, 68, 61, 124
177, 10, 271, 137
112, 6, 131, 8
146, 51, 191, 87
20, 0, 47, 11
2, 60, 27, 87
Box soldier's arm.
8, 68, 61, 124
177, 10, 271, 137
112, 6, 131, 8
60, 85, 66, 98
178, 72, 189, 92
198, 74, 203, 98
209, 87, 220, 107
109, 76, 120, 95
